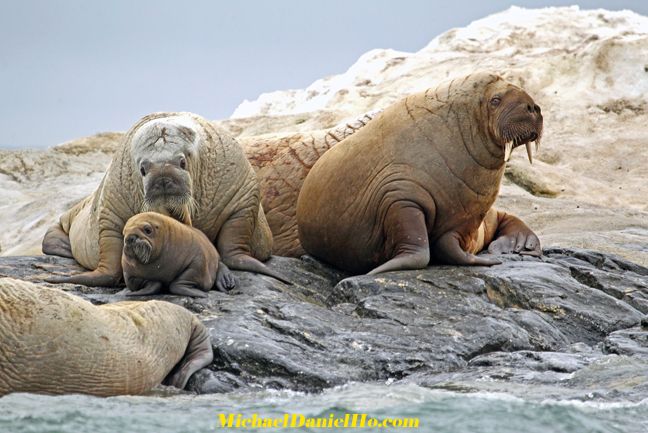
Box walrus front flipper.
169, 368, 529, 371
169, 282, 209, 298
42, 224, 73, 258
45, 270, 123, 287
434, 231, 501, 266
367, 205, 431, 275
215, 262, 237, 292
217, 209, 292, 285
125, 279, 163, 296
46, 229, 124, 287
486, 210, 542, 257
164, 318, 214, 389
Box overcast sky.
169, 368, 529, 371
1, 0, 646, 149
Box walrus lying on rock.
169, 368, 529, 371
297, 72, 543, 275
42, 112, 288, 286
0, 278, 213, 396
122, 212, 236, 297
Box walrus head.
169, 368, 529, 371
122, 212, 166, 265
131, 117, 200, 225
483, 79, 543, 164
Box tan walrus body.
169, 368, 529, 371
42, 112, 287, 286
122, 212, 235, 297
297, 72, 543, 275
0, 278, 213, 396
240, 111, 378, 257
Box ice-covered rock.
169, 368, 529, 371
232, 6, 648, 122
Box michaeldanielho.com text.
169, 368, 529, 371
217, 413, 420, 429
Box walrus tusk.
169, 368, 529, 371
525, 141, 534, 164
504, 141, 513, 162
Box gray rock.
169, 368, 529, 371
604, 327, 648, 357
1, 247, 646, 401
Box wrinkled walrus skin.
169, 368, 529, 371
122, 212, 236, 297
297, 72, 543, 275
42, 112, 288, 286
0, 278, 213, 396
240, 111, 378, 257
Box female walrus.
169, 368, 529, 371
42, 112, 287, 286
297, 72, 543, 275
0, 278, 213, 396
122, 212, 236, 297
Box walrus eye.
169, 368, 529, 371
140, 164, 147, 177
490, 96, 501, 107
143, 225, 153, 236
179, 157, 187, 170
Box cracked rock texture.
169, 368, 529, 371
2, 247, 646, 401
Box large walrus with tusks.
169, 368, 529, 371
0, 278, 212, 396
297, 72, 543, 275
42, 112, 288, 286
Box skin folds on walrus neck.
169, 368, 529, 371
122, 212, 236, 297
42, 112, 289, 287
297, 72, 543, 275
0, 278, 213, 397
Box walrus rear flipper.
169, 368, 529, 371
42, 224, 74, 258
163, 318, 214, 389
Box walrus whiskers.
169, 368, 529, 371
141, 194, 195, 226
131, 239, 152, 264
501, 121, 542, 163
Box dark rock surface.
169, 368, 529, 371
1, 247, 646, 401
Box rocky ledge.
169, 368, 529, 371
1, 248, 647, 401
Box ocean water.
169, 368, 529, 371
1, 383, 646, 433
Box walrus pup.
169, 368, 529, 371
0, 278, 213, 396
42, 112, 287, 286
122, 212, 235, 297
297, 72, 543, 275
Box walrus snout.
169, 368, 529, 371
527, 103, 541, 115
143, 160, 192, 200
122, 217, 156, 264
149, 174, 186, 196
123, 235, 153, 264
496, 96, 543, 164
